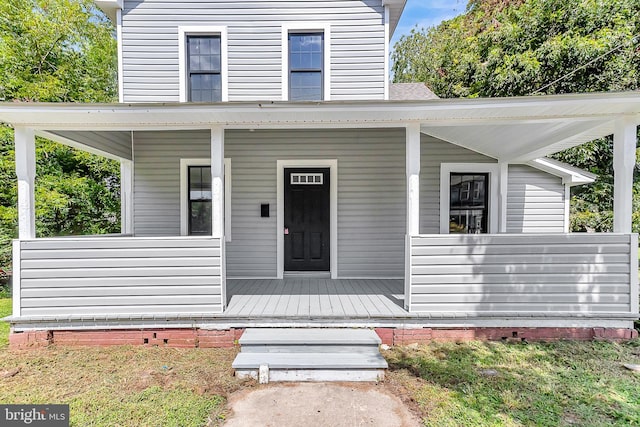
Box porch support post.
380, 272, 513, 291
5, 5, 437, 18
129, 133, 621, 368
613, 118, 637, 233
14, 127, 36, 240
498, 162, 509, 233
120, 159, 133, 235
211, 126, 225, 239
406, 123, 421, 236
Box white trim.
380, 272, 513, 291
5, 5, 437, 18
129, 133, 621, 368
613, 117, 636, 233
564, 185, 571, 233
178, 26, 229, 103
211, 127, 224, 239
405, 123, 420, 235
528, 157, 596, 186
120, 160, 133, 234
281, 22, 332, 101
383, 6, 390, 100
15, 127, 36, 240
12, 240, 21, 317
277, 159, 338, 279
179, 157, 232, 241
439, 163, 500, 234
116, 9, 124, 103
498, 162, 508, 233
404, 235, 411, 311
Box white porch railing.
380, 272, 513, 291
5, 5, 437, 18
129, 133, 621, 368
12, 236, 224, 318
408, 233, 639, 318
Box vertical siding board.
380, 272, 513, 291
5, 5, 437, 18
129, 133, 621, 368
18, 237, 223, 317
121, 0, 386, 102
409, 234, 635, 315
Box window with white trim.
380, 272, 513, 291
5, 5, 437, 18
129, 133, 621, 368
440, 163, 499, 234
180, 158, 232, 240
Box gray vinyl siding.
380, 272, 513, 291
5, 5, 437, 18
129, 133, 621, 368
132, 128, 406, 278
419, 134, 496, 234
133, 130, 210, 236
225, 128, 405, 278
121, 0, 386, 102
410, 234, 634, 315
18, 237, 223, 317
507, 165, 565, 233
51, 131, 132, 160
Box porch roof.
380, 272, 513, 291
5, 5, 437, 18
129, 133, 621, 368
1, 91, 640, 162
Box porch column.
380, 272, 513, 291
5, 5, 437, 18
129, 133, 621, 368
211, 126, 225, 239
120, 159, 133, 235
14, 127, 36, 240
498, 162, 509, 233
613, 118, 637, 233
406, 123, 421, 235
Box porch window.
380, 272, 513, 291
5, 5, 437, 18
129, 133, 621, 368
449, 173, 488, 234
188, 166, 212, 235
187, 35, 222, 102
289, 32, 323, 101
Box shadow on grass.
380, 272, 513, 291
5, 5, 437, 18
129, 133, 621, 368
385, 340, 640, 427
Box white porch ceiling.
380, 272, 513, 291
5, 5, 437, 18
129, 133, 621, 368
1, 92, 640, 162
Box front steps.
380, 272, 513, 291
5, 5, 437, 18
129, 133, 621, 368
232, 328, 388, 382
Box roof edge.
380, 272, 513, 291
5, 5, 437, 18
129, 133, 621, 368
527, 157, 596, 186
95, 0, 122, 23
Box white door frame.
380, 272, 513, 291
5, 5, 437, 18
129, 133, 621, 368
277, 159, 338, 279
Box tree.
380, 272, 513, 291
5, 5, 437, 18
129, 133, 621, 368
392, 0, 640, 232
0, 0, 119, 270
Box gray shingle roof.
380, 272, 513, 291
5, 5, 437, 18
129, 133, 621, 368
389, 83, 439, 100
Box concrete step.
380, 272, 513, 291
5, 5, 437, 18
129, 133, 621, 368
239, 328, 382, 346
233, 328, 388, 382
239, 344, 381, 354
232, 352, 388, 370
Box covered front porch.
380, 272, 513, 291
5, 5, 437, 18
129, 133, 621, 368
1, 93, 640, 332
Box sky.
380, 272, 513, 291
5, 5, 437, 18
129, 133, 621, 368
391, 0, 467, 47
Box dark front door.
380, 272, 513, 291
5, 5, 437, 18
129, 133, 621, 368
284, 168, 330, 271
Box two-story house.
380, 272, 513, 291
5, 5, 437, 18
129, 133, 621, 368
1, 0, 639, 352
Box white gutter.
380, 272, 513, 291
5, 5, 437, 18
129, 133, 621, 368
528, 157, 596, 186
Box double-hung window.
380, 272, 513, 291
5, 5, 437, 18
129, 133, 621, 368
188, 166, 212, 235
288, 32, 324, 101
187, 35, 222, 102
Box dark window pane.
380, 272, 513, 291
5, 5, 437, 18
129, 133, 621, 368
187, 35, 222, 102
290, 71, 322, 101
449, 173, 488, 234
189, 74, 222, 103
189, 201, 212, 235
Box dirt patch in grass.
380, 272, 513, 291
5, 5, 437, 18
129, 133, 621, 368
383, 340, 640, 427
0, 345, 253, 426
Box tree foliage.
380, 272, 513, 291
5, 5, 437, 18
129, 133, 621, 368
392, 0, 640, 232
0, 0, 119, 270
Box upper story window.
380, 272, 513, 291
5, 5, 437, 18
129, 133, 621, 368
288, 33, 323, 101
187, 35, 221, 102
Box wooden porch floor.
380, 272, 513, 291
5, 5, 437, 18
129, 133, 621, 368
225, 278, 407, 318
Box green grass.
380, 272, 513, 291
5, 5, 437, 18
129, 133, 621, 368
0, 298, 11, 348
385, 341, 640, 427
0, 345, 247, 426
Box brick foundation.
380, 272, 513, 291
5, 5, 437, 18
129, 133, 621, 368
9, 328, 244, 350
374, 327, 639, 346
8, 326, 638, 350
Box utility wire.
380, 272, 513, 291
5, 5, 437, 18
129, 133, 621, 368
531, 34, 640, 95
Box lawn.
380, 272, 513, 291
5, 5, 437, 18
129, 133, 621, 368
0, 302, 639, 426
384, 340, 640, 427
